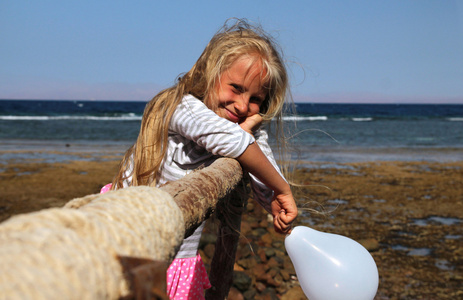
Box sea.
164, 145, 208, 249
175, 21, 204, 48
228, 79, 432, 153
1, 99, 462, 163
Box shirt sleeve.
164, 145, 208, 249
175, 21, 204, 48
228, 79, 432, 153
248, 129, 286, 214
169, 95, 255, 158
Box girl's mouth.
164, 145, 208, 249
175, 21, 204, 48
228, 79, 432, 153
225, 109, 240, 123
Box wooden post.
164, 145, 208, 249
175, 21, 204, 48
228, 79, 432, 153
206, 186, 247, 300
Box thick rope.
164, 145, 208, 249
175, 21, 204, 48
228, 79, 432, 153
0, 186, 184, 300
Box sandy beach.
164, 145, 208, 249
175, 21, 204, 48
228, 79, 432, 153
0, 144, 462, 299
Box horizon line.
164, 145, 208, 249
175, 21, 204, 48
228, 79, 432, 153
1, 97, 463, 105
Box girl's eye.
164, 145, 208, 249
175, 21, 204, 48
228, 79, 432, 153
230, 84, 243, 93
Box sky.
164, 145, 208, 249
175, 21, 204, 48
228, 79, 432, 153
1, 0, 462, 103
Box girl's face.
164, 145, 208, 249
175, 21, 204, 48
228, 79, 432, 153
210, 55, 267, 124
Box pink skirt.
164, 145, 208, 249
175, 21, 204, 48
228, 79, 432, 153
100, 184, 211, 299
166, 253, 211, 299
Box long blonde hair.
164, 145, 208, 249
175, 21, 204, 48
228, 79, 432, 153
112, 19, 291, 188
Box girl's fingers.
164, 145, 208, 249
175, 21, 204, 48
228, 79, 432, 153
239, 114, 263, 134
278, 209, 295, 226
274, 212, 292, 234
272, 201, 297, 234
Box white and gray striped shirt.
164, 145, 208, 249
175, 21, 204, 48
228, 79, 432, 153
127, 94, 283, 258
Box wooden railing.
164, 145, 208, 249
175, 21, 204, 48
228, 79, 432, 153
0, 158, 247, 300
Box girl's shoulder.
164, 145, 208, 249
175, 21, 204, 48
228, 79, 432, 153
175, 94, 215, 120
181, 94, 207, 109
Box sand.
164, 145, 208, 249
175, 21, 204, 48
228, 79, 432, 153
0, 147, 462, 299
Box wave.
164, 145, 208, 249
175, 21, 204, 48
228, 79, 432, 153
283, 116, 375, 122
283, 116, 328, 121
447, 117, 463, 122
352, 117, 373, 122
0, 114, 142, 121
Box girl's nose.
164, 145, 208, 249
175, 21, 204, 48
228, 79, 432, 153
234, 95, 249, 116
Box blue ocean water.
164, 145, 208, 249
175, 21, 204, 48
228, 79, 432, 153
288, 103, 463, 148
1, 99, 462, 162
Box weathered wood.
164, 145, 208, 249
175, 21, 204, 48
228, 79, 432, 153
159, 158, 243, 237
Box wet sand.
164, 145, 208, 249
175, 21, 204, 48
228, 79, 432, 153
0, 146, 462, 299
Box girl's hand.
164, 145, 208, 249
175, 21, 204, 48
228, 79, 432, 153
271, 191, 298, 234
239, 114, 263, 134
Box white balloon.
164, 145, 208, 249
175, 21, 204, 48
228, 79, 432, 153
285, 226, 379, 300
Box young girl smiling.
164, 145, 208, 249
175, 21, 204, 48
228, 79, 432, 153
108, 19, 298, 299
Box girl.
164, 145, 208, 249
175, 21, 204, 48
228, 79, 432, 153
109, 19, 298, 299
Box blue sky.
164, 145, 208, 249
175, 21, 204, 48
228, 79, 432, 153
1, 0, 462, 103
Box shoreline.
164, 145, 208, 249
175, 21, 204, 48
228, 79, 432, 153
1, 146, 462, 299
2, 138, 463, 164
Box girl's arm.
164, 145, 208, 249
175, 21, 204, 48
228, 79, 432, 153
170, 96, 296, 232
236, 141, 297, 234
